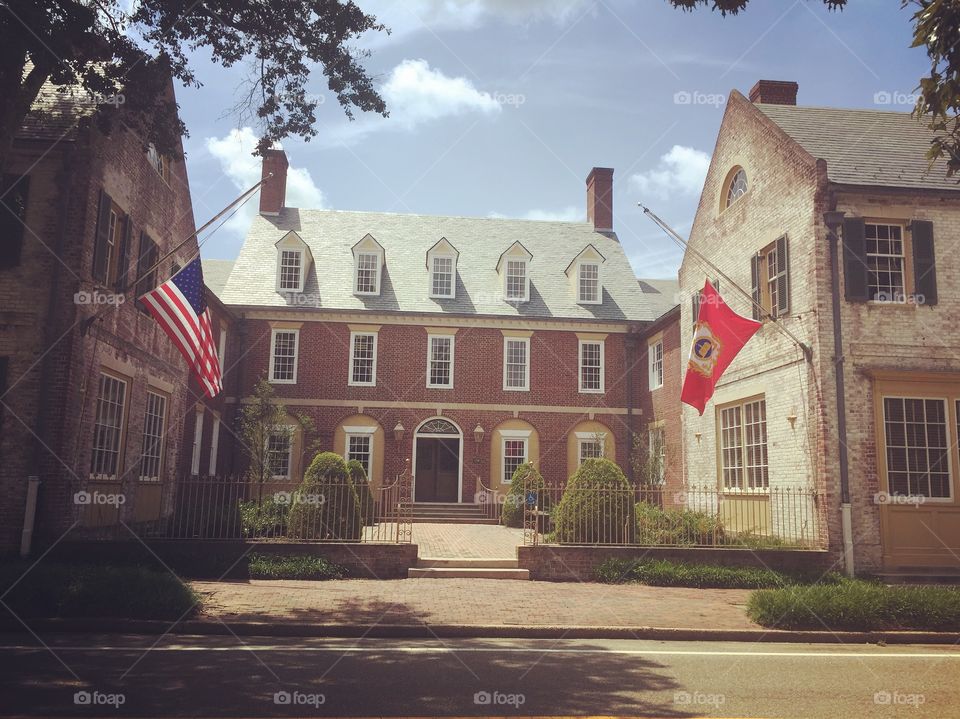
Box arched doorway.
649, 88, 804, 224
413, 417, 463, 503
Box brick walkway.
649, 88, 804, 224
411, 523, 523, 559
193, 579, 755, 630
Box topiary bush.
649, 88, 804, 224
635, 501, 725, 546
288, 452, 362, 541
347, 459, 376, 526
552, 458, 636, 544
501, 462, 545, 528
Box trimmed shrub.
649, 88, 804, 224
635, 502, 724, 546
748, 580, 960, 631
238, 495, 289, 538
501, 462, 545, 528
288, 452, 362, 541
247, 553, 346, 580
347, 459, 376, 526
553, 458, 636, 544
595, 557, 845, 589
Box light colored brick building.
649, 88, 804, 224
680, 80, 960, 573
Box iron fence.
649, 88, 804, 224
523, 485, 825, 548
74, 469, 413, 543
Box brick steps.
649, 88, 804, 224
406, 502, 499, 525
408, 557, 528, 580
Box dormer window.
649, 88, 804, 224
426, 237, 459, 299
274, 231, 312, 293
565, 244, 605, 305
352, 234, 385, 296
496, 241, 533, 303
505, 260, 527, 300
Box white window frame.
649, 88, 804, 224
276, 248, 304, 292
429, 254, 456, 299
349, 331, 378, 387
208, 413, 221, 476
266, 430, 293, 480
502, 336, 530, 391
426, 334, 455, 389
501, 434, 529, 484
89, 372, 128, 481
864, 222, 907, 303
648, 339, 664, 390
881, 396, 954, 502
344, 426, 376, 478
268, 328, 300, 384
354, 251, 382, 295
578, 339, 605, 393
218, 325, 227, 367
504, 259, 529, 302
576, 436, 605, 466
190, 407, 203, 476
139, 390, 167, 482
577, 262, 601, 304
719, 397, 769, 493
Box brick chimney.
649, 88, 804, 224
749, 80, 798, 105
259, 149, 288, 216
586, 167, 614, 232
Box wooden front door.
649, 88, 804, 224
414, 437, 460, 502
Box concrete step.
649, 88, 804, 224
417, 557, 518, 569
411, 517, 499, 525
407, 567, 529, 580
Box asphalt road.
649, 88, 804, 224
0, 632, 957, 718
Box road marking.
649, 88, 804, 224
0, 644, 956, 659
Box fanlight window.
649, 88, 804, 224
418, 418, 459, 435
725, 168, 748, 208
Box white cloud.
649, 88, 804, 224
488, 206, 583, 222
383, 59, 501, 128
204, 127, 326, 238
630, 145, 711, 201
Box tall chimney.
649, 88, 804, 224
749, 80, 798, 106
586, 167, 614, 232
259, 149, 288, 216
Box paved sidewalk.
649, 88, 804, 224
411, 523, 523, 558
193, 578, 756, 630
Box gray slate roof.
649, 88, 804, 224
221, 209, 657, 322
202, 259, 235, 297
637, 278, 679, 320
756, 103, 960, 192
19, 75, 96, 142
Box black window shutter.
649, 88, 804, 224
0, 356, 6, 439
776, 235, 790, 315
135, 232, 158, 310
911, 220, 937, 306
114, 217, 132, 291
842, 217, 869, 301
92, 189, 113, 283
750, 254, 761, 320
0, 175, 29, 269
691, 291, 700, 326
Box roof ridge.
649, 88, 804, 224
282, 207, 592, 226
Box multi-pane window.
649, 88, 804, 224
269, 329, 299, 383
503, 337, 529, 391
427, 335, 454, 388
865, 223, 906, 301
725, 168, 747, 208
139, 391, 166, 481
93, 191, 129, 289
147, 144, 170, 183
505, 260, 527, 300
752, 237, 790, 320
884, 397, 950, 498
578, 438, 604, 465
90, 373, 127, 479
720, 398, 768, 491
278, 250, 302, 290
503, 439, 527, 483
579, 340, 603, 392
648, 340, 663, 390
267, 432, 292, 480
347, 434, 372, 477
578, 263, 600, 303
356, 252, 380, 294
431, 256, 454, 298
350, 332, 377, 386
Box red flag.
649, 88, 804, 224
680, 280, 761, 415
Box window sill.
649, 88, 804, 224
579, 388, 604, 394
268, 378, 297, 385
348, 382, 377, 388
426, 384, 454, 390
650, 384, 663, 391
503, 386, 530, 392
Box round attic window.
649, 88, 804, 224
725, 168, 748, 208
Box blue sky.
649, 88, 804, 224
176, 0, 928, 279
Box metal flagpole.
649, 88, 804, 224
639, 203, 812, 360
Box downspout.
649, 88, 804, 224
625, 327, 638, 484
823, 208, 855, 577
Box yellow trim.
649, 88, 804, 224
501, 329, 534, 338
145, 374, 175, 394
347, 323, 382, 333
424, 326, 458, 336
269, 320, 304, 330
575, 332, 609, 341
566, 419, 616, 479
490, 419, 539, 490
646, 331, 663, 347
232, 396, 629, 415
333, 414, 385, 490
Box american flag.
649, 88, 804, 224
139, 257, 223, 397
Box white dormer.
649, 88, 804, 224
275, 231, 313, 293
496, 241, 533, 303
426, 237, 459, 299
565, 244, 606, 304
352, 233, 385, 296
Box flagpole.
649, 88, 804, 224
639, 203, 812, 360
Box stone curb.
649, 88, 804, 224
2, 618, 959, 644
